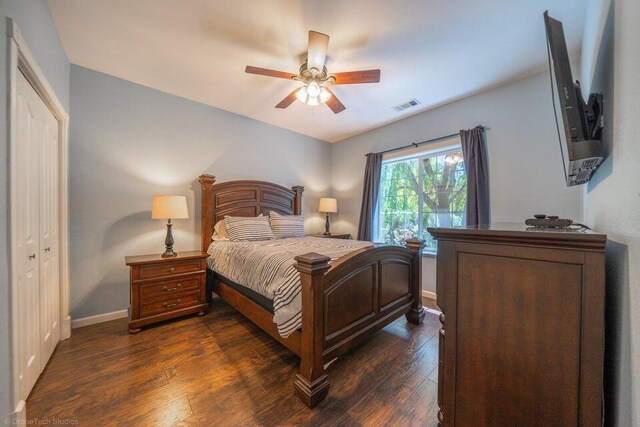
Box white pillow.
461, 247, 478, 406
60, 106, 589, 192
269, 211, 305, 239
212, 220, 230, 241
224, 215, 275, 242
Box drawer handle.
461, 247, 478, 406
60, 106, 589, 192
163, 299, 181, 308
162, 284, 182, 292
29, 254, 36, 260
44, 247, 51, 252
169, 267, 175, 273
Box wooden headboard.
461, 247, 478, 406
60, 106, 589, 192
198, 174, 304, 252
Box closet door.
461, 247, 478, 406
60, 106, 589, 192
39, 96, 60, 364
15, 70, 42, 398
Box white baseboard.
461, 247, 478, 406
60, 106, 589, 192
71, 309, 128, 329
422, 290, 437, 300
12, 400, 26, 425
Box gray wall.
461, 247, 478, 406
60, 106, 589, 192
330, 70, 584, 293
69, 65, 332, 319
582, 0, 638, 424
1, 0, 69, 418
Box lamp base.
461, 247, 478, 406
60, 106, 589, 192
324, 213, 331, 236
161, 220, 177, 257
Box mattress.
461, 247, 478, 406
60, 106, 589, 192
208, 269, 274, 313
207, 236, 373, 337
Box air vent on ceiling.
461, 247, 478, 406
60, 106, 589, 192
392, 98, 421, 112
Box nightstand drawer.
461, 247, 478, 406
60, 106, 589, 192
140, 276, 201, 299
138, 259, 202, 280
126, 251, 209, 333
140, 291, 201, 317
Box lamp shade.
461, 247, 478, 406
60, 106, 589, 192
151, 195, 189, 219
319, 198, 337, 213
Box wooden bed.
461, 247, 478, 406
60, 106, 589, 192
199, 174, 425, 407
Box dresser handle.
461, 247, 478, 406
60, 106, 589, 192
169, 267, 175, 273
29, 254, 36, 260
44, 247, 51, 252
162, 284, 182, 292
163, 299, 181, 308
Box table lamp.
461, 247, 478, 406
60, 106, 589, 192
319, 198, 337, 236
152, 195, 189, 257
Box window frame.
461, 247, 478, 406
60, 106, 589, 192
375, 141, 465, 255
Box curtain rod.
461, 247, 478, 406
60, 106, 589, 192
374, 125, 490, 156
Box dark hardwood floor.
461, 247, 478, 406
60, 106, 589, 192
27, 299, 441, 426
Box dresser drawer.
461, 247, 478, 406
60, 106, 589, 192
140, 275, 201, 299
140, 291, 201, 317
137, 259, 202, 280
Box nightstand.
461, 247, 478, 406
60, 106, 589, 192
313, 233, 352, 239
125, 251, 209, 333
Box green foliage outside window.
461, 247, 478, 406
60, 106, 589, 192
377, 149, 467, 251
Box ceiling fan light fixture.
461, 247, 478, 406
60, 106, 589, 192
319, 87, 331, 103
307, 81, 321, 98
296, 86, 308, 103
245, 30, 380, 114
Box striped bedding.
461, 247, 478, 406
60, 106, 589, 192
207, 236, 373, 338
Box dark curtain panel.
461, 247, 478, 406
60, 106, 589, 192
460, 126, 490, 226
357, 152, 383, 241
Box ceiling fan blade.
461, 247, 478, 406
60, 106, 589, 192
275, 89, 299, 109
307, 31, 329, 70
332, 69, 381, 85
324, 88, 346, 114
245, 66, 296, 80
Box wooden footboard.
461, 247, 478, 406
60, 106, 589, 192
294, 239, 425, 407
198, 174, 425, 408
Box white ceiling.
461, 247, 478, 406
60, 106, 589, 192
48, 0, 587, 143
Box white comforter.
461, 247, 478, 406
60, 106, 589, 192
207, 236, 373, 337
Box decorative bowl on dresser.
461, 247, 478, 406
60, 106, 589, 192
125, 250, 209, 333
428, 223, 606, 427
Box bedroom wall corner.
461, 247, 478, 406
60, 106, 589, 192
68, 65, 332, 320
329, 70, 584, 295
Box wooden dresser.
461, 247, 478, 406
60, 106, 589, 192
428, 223, 606, 427
125, 251, 209, 333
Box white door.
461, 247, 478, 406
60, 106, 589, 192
15, 70, 61, 400
15, 70, 42, 399
39, 94, 60, 364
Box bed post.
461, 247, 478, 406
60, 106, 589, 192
199, 174, 216, 253
405, 238, 426, 325
294, 252, 331, 408
291, 185, 305, 215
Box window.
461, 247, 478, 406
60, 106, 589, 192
376, 145, 467, 252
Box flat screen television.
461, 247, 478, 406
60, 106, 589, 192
544, 11, 604, 186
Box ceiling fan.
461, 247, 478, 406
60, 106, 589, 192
245, 31, 381, 114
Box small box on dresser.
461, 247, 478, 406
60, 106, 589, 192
125, 251, 209, 333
